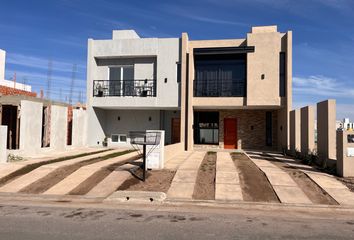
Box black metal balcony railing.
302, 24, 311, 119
194, 79, 246, 97
93, 80, 156, 97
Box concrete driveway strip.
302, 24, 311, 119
215, 152, 243, 201
86, 164, 136, 198
43, 152, 138, 195
164, 152, 193, 170
269, 154, 354, 206
167, 151, 206, 200
0, 149, 124, 193
0, 148, 104, 180
247, 152, 312, 204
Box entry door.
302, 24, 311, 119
224, 118, 237, 149
171, 118, 181, 144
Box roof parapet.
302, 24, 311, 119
112, 30, 140, 40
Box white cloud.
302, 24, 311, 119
6, 53, 86, 73
293, 75, 354, 98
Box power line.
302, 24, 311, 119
69, 64, 77, 104
46, 59, 53, 99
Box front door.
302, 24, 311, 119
171, 118, 181, 144
224, 118, 237, 149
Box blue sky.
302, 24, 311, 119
0, 0, 353, 118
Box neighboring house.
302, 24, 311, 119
86, 26, 292, 151
337, 118, 354, 130
0, 49, 34, 96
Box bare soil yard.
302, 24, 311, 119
231, 152, 279, 203
192, 152, 216, 200
0, 149, 110, 188
337, 177, 354, 192
117, 168, 176, 193
19, 150, 134, 194
262, 153, 338, 205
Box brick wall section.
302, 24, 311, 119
219, 109, 278, 150
0, 85, 37, 97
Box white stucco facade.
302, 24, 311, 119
86, 30, 181, 147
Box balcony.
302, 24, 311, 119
194, 79, 246, 97
93, 80, 156, 97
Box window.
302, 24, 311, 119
194, 112, 219, 145
176, 62, 181, 83
194, 54, 246, 97
111, 134, 127, 143
279, 52, 286, 97
111, 134, 119, 143
108, 66, 134, 96
266, 112, 272, 146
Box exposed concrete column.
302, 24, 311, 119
72, 108, 87, 147
301, 106, 315, 154
180, 33, 189, 150
19, 100, 43, 154
50, 105, 68, 150
317, 99, 336, 165
290, 109, 301, 154
337, 130, 354, 177
0, 125, 7, 163
187, 51, 194, 151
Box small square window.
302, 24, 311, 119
111, 134, 119, 143
119, 135, 127, 142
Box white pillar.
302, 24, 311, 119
0, 125, 7, 163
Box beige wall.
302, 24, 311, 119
164, 142, 184, 162
301, 106, 315, 154
337, 130, 354, 177
290, 109, 301, 153
246, 29, 282, 106
317, 99, 336, 164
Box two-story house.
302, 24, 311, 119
86, 26, 292, 151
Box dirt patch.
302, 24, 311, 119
18, 150, 134, 194
0, 149, 111, 188
192, 152, 216, 200
117, 169, 176, 193
261, 153, 338, 205
231, 152, 279, 203
337, 177, 354, 192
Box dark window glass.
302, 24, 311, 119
279, 52, 286, 97
194, 112, 219, 145
112, 135, 119, 142
176, 62, 181, 83
194, 54, 246, 97
266, 112, 272, 146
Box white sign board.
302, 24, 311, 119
347, 147, 354, 157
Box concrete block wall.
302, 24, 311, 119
50, 105, 68, 150
290, 109, 301, 153
0, 125, 7, 163
72, 108, 87, 147
317, 99, 336, 163
337, 130, 354, 177
19, 100, 43, 154
301, 106, 315, 154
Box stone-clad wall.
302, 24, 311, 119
219, 110, 278, 150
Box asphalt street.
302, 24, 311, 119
0, 202, 354, 239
